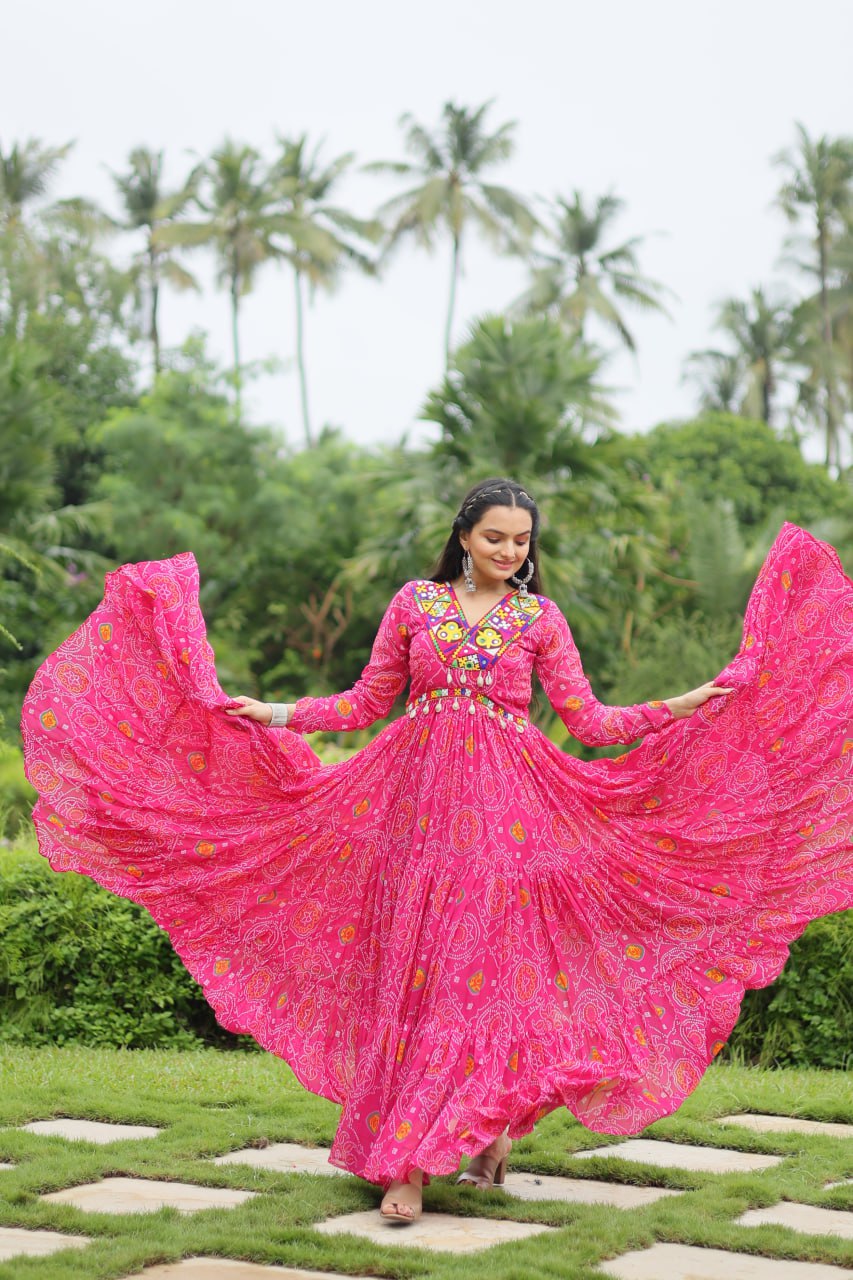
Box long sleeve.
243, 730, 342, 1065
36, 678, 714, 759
286, 586, 412, 734
534, 601, 675, 746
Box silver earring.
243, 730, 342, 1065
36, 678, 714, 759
462, 550, 476, 593
510, 559, 534, 596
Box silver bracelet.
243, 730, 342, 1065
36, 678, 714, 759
267, 703, 290, 728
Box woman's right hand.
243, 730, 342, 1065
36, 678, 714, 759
225, 696, 273, 725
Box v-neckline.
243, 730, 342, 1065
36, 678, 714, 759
447, 579, 518, 630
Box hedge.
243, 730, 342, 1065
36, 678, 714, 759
0, 842, 253, 1051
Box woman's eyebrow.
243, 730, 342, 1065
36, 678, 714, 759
482, 528, 532, 536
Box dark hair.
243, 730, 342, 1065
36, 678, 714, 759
429, 477, 543, 593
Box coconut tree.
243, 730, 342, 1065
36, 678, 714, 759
775, 123, 853, 467
366, 100, 537, 365
682, 349, 746, 415
514, 191, 671, 353
157, 140, 277, 413
0, 138, 72, 227
111, 148, 201, 374
267, 135, 379, 448
687, 288, 795, 426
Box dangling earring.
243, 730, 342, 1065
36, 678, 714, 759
510, 559, 534, 597
462, 550, 477, 593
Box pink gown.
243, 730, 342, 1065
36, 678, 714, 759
21, 522, 853, 1185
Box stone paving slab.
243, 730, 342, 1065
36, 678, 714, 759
130, 1260, 383, 1279
315, 1208, 554, 1253
22, 1118, 161, 1143
737, 1201, 853, 1239
41, 1176, 256, 1214
575, 1138, 783, 1173
0, 1226, 91, 1261
826, 1179, 853, 1190
719, 1114, 853, 1140
597, 1242, 853, 1278
503, 1170, 683, 1207
211, 1142, 345, 1176
0, 1163, 13, 1170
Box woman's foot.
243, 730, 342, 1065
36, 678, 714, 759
457, 1133, 512, 1188
379, 1170, 423, 1223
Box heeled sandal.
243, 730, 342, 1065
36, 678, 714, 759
456, 1134, 512, 1188
379, 1175, 423, 1223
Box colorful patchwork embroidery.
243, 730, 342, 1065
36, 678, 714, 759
410, 581, 544, 670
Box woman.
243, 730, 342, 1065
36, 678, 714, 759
21, 478, 853, 1225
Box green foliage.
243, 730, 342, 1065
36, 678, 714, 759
424, 313, 615, 475
0, 843, 251, 1051
728, 912, 853, 1069
91, 353, 268, 568
639, 412, 850, 526
604, 612, 744, 707
0, 744, 35, 838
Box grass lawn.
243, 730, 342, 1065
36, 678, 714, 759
0, 1046, 852, 1279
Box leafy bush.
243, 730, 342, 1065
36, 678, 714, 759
0, 743, 36, 839
0, 842, 254, 1051
727, 911, 853, 1070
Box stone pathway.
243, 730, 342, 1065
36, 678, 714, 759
718, 1114, 853, 1140
315, 1208, 554, 1253
4, 1113, 852, 1274
574, 1138, 783, 1173
21, 1118, 161, 1143
128, 1262, 383, 1280
0, 1225, 91, 1261
211, 1142, 345, 1176
596, 1243, 853, 1279
737, 1201, 853, 1239
41, 1176, 256, 1214
502, 1170, 682, 1206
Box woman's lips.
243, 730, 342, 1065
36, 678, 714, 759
494, 561, 514, 570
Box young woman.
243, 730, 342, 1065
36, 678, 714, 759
22, 478, 853, 1225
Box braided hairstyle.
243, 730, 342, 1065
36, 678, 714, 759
429, 477, 543, 593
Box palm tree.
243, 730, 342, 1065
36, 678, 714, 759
682, 349, 746, 415
689, 288, 794, 425
0, 138, 72, 227
514, 191, 671, 352
774, 122, 853, 468
157, 140, 277, 413
267, 135, 379, 448
111, 148, 201, 374
366, 101, 537, 365
0, 141, 118, 343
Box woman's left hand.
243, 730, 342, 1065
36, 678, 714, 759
664, 682, 734, 719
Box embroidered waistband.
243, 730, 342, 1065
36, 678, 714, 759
405, 687, 527, 732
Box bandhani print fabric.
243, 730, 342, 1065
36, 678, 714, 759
21, 522, 853, 1185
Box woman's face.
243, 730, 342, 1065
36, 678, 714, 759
459, 505, 533, 589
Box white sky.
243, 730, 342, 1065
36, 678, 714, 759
6, 0, 852, 451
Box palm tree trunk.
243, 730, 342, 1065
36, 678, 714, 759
294, 267, 314, 448
444, 232, 461, 368
148, 240, 161, 375
230, 249, 242, 417
818, 218, 837, 469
